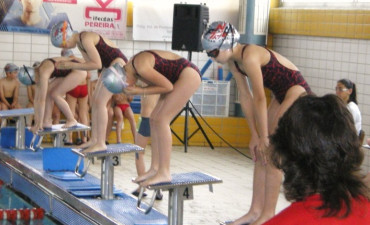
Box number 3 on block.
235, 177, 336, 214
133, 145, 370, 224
112, 155, 121, 166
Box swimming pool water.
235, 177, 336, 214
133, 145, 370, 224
0, 182, 61, 225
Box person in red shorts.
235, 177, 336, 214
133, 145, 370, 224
111, 93, 136, 144
18, 57, 87, 134
264, 94, 369, 225
62, 49, 90, 145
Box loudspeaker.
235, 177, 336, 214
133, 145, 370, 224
172, 4, 209, 52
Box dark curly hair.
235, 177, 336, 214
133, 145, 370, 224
270, 94, 369, 218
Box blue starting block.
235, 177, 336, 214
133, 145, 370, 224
137, 171, 222, 225
30, 123, 91, 150
43, 147, 84, 172
0, 108, 34, 150
71, 143, 143, 200
1, 127, 40, 149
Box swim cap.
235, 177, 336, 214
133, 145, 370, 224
4, 63, 19, 73
18, 65, 35, 86
101, 63, 128, 94
50, 21, 74, 48
32, 61, 41, 67
201, 21, 240, 51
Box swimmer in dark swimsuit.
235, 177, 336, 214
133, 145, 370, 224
50, 21, 127, 153
121, 50, 201, 187
201, 21, 313, 225
29, 57, 87, 134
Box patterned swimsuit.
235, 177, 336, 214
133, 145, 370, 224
78, 32, 127, 68
132, 51, 200, 84
46, 58, 78, 78
234, 45, 312, 103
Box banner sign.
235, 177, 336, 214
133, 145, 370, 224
133, 0, 239, 42
0, 0, 127, 39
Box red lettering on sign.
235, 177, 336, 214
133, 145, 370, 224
85, 0, 121, 20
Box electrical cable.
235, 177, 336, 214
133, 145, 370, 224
189, 101, 252, 160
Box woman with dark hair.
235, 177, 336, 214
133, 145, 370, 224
335, 79, 361, 135
265, 94, 369, 225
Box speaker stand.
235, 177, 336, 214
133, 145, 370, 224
170, 51, 214, 153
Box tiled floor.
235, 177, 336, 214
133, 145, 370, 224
88, 145, 291, 225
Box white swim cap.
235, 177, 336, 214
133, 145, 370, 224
18, 66, 35, 86
101, 63, 128, 94
50, 21, 74, 48
201, 21, 240, 51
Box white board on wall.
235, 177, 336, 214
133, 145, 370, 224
132, 0, 239, 42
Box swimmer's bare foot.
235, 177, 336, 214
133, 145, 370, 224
43, 119, 52, 128
230, 212, 259, 225
133, 169, 157, 184
42, 123, 52, 129
81, 143, 107, 154
140, 172, 172, 187
250, 215, 273, 225
62, 119, 78, 128
30, 125, 42, 134
78, 140, 95, 149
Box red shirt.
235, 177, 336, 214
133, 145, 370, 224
263, 194, 369, 225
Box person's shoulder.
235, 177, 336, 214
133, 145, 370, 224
347, 101, 360, 110
242, 44, 265, 61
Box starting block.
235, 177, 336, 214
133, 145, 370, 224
137, 171, 222, 225
30, 123, 91, 150
0, 108, 34, 150
71, 143, 143, 200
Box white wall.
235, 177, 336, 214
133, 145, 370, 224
272, 34, 370, 173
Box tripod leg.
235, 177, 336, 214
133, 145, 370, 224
184, 102, 190, 153
170, 107, 186, 144
189, 107, 214, 149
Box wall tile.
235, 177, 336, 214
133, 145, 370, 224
14, 33, 31, 44
0, 43, 13, 52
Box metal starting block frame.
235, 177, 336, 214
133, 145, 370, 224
137, 171, 222, 225
0, 108, 34, 150
30, 123, 91, 150
71, 144, 143, 200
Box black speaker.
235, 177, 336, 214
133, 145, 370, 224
172, 4, 209, 52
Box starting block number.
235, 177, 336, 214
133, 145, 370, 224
181, 186, 193, 200
97, 155, 121, 166
112, 155, 121, 166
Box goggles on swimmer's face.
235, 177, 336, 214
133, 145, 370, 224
206, 33, 227, 58
335, 87, 348, 92
206, 49, 220, 58
206, 37, 225, 58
